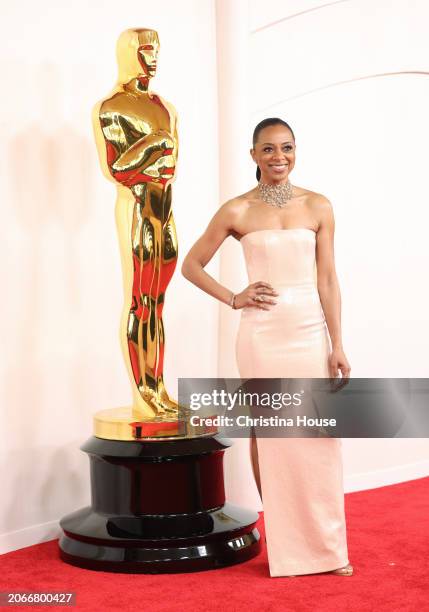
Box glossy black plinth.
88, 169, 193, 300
59, 435, 261, 573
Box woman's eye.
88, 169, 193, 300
263, 146, 292, 152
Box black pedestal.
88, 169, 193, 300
59, 435, 260, 573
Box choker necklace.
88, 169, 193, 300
258, 180, 293, 208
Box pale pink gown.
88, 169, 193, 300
236, 228, 349, 577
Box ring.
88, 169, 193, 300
255, 295, 264, 302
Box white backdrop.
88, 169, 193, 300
1, 0, 428, 554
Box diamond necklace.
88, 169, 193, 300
258, 180, 294, 208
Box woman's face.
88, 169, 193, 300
251, 125, 296, 183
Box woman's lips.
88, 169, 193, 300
270, 164, 288, 173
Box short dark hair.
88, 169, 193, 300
252, 118, 295, 181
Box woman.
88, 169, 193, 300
181, 118, 352, 577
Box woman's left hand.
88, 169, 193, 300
328, 347, 351, 379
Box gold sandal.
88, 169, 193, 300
330, 563, 353, 576
286, 563, 353, 578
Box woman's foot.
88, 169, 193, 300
286, 563, 353, 578
329, 563, 353, 576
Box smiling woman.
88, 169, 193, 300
181, 117, 352, 577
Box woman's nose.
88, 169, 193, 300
272, 148, 285, 158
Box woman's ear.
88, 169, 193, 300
250, 148, 256, 163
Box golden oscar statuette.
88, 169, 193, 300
91, 27, 194, 440
58, 28, 260, 574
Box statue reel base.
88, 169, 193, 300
59, 435, 261, 573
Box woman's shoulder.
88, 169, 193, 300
226, 188, 259, 205
219, 188, 258, 215
296, 186, 333, 210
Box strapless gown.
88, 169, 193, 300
236, 228, 349, 577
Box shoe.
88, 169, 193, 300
330, 563, 353, 576
286, 563, 353, 578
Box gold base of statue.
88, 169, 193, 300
94, 406, 215, 441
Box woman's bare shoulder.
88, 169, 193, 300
299, 189, 334, 233
219, 188, 258, 216
310, 189, 332, 204
297, 187, 333, 210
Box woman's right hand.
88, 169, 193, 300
234, 281, 278, 310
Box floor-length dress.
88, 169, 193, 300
236, 228, 349, 577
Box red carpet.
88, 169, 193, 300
0, 477, 428, 612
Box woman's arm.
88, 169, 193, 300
181, 200, 239, 306
315, 196, 351, 377
181, 200, 277, 310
